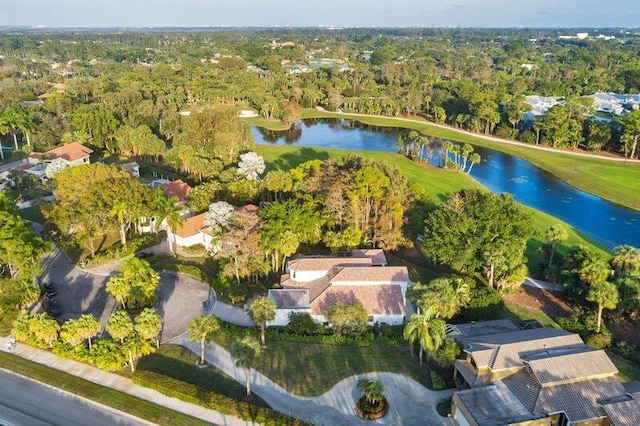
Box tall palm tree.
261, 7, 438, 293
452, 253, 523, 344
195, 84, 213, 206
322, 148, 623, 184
77, 314, 101, 353
152, 190, 184, 255
0, 116, 7, 160
230, 336, 262, 397
466, 153, 481, 174
187, 315, 221, 365
248, 296, 276, 348
135, 308, 163, 348
586, 281, 619, 332
578, 257, 611, 286
545, 224, 569, 268
106, 310, 134, 344
611, 245, 640, 275
110, 199, 129, 245
30, 313, 61, 348
441, 141, 453, 168
403, 306, 446, 364
106, 276, 130, 309
121, 258, 160, 308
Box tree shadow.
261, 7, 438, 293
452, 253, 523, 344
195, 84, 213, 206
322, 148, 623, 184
269, 147, 330, 172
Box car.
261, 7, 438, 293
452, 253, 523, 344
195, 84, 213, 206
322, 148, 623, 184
134, 251, 154, 259
43, 281, 57, 298
46, 298, 62, 317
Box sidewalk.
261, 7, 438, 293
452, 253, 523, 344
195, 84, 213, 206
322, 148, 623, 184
177, 335, 454, 426
0, 336, 250, 426
523, 277, 563, 292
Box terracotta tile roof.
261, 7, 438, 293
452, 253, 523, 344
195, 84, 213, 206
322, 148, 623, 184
351, 249, 387, 265
310, 285, 405, 316
601, 394, 640, 426
281, 275, 331, 302
29, 142, 93, 163
459, 328, 584, 371
235, 204, 260, 214
524, 347, 618, 385
287, 257, 372, 272
331, 266, 409, 283
159, 179, 192, 203
268, 289, 310, 309
173, 213, 210, 238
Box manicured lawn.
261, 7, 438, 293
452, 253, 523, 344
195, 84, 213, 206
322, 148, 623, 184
136, 345, 269, 407
503, 300, 560, 328
297, 109, 640, 212
387, 254, 442, 284
607, 351, 640, 383
214, 335, 429, 396
0, 352, 207, 425
254, 144, 611, 274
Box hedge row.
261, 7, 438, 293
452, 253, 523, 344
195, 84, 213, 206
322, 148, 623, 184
132, 370, 309, 426
82, 233, 162, 267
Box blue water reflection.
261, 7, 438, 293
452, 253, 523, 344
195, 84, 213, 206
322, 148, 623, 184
252, 118, 640, 250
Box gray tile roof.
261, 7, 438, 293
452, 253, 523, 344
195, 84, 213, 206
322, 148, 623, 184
454, 359, 491, 388
524, 347, 618, 386
455, 382, 538, 426
281, 275, 331, 302
268, 289, 309, 309
504, 368, 626, 423
447, 319, 522, 339
459, 327, 584, 371
601, 394, 640, 426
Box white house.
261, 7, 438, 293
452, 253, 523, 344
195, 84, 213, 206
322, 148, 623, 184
268, 250, 409, 327
120, 162, 140, 177
27, 142, 92, 167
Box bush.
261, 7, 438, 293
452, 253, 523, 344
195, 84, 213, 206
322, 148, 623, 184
132, 370, 308, 425
285, 312, 321, 336
612, 341, 640, 365
430, 371, 446, 390
182, 244, 206, 255
435, 338, 462, 368
455, 284, 504, 322
83, 233, 162, 267
585, 332, 612, 349
436, 398, 452, 417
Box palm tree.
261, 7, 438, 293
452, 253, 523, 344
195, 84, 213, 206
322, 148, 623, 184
578, 257, 611, 286
120, 257, 160, 308
30, 313, 61, 348
61, 314, 100, 352
110, 199, 129, 245
357, 378, 385, 407
106, 276, 130, 309
460, 144, 474, 171
586, 281, 619, 332
466, 153, 481, 174
611, 245, 640, 275
0, 116, 7, 160
187, 315, 221, 365
106, 310, 134, 344
152, 191, 184, 255
403, 306, 446, 364
134, 308, 163, 348
441, 141, 453, 168
230, 336, 262, 397
545, 224, 569, 268
248, 296, 276, 348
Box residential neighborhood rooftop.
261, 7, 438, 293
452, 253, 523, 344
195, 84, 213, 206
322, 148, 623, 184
310, 284, 405, 316
28, 142, 93, 163
159, 179, 192, 203
287, 257, 372, 272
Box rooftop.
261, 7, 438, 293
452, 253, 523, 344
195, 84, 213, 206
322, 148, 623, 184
29, 142, 93, 163
173, 213, 210, 239
455, 382, 536, 426
287, 257, 372, 272
331, 266, 409, 284
268, 289, 310, 309
159, 179, 192, 203
351, 249, 387, 265
448, 318, 522, 339
601, 392, 640, 426
524, 347, 618, 386
310, 284, 405, 316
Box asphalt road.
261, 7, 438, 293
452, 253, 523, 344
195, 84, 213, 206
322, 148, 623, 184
0, 369, 148, 426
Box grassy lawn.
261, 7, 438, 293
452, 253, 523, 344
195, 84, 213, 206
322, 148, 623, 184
502, 300, 560, 328
214, 334, 429, 396
387, 253, 442, 284
254, 144, 611, 273
136, 345, 269, 407
295, 109, 640, 212
0, 351, 207, 426
607, 351, 640, 383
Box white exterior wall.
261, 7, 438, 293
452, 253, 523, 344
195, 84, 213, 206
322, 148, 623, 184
67, 156, 90, 166
169, 231, 214, 250
270, 308, 311, 326
311, 313, 404, 326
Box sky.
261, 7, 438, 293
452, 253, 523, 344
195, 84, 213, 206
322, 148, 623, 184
0, 0, 638, 28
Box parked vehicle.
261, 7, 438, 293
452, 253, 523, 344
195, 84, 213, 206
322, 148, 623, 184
43, 281, 57, 297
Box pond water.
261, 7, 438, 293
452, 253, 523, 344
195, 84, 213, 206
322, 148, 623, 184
253, 118, 640, 250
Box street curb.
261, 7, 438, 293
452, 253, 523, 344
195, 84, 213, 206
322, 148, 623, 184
0, 367, 157, 426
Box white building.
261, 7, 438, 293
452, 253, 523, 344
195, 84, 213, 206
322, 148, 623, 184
24, 142, 93, 180
268, 250, 409, 327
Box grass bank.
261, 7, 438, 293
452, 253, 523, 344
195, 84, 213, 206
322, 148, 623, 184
295, 109, 640, 212
0, 351, 207, 425
254, 145, 611, 270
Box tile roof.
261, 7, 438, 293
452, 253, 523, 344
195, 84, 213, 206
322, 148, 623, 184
601, 394, 640, 426
287, 257, 372, 272
455, 382, 536, 426
173, 213, 211, 238
120, 161, 139, 174
524, 347, 618, 386
351, 249, 387, 265
235, 204, 260, 214
310, 285, 405, 316
281, 275, 332, 302
447, 319, 522, 339
29, 142, 93, 163
459, 327, 583, 371
331, 266, 409, 283
504, 368, 625, 423
454, 359, 491, 388
159, 179, 192, 203
268, 289, 310, 309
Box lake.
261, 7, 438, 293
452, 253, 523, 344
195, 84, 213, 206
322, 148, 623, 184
253, 118, 640, 250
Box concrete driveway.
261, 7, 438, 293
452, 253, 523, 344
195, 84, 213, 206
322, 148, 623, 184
36, 248, 211, 340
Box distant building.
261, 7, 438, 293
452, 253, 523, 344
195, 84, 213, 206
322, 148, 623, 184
158, 179, 192, 204
268, 250, 409, 327
120, 162, 140, 177
523, 95, 564, 120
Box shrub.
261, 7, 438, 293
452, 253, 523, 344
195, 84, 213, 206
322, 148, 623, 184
182, 244, 206, 255
83, 233, 162, 267
285, 312, 321, 336
430, 371, 446, 390
612, 341, 640, 365
132, 370, 308, 425
585, 332, 612, 349
435, 338, 462, 368
456, 284, 504, 322
436, 398, 452, 417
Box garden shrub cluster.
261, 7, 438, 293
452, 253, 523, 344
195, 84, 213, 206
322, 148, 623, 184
82, 233, 162, 267
454, 283, 504, 322
557, 309, 612, 349
133, 370, 308, 426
